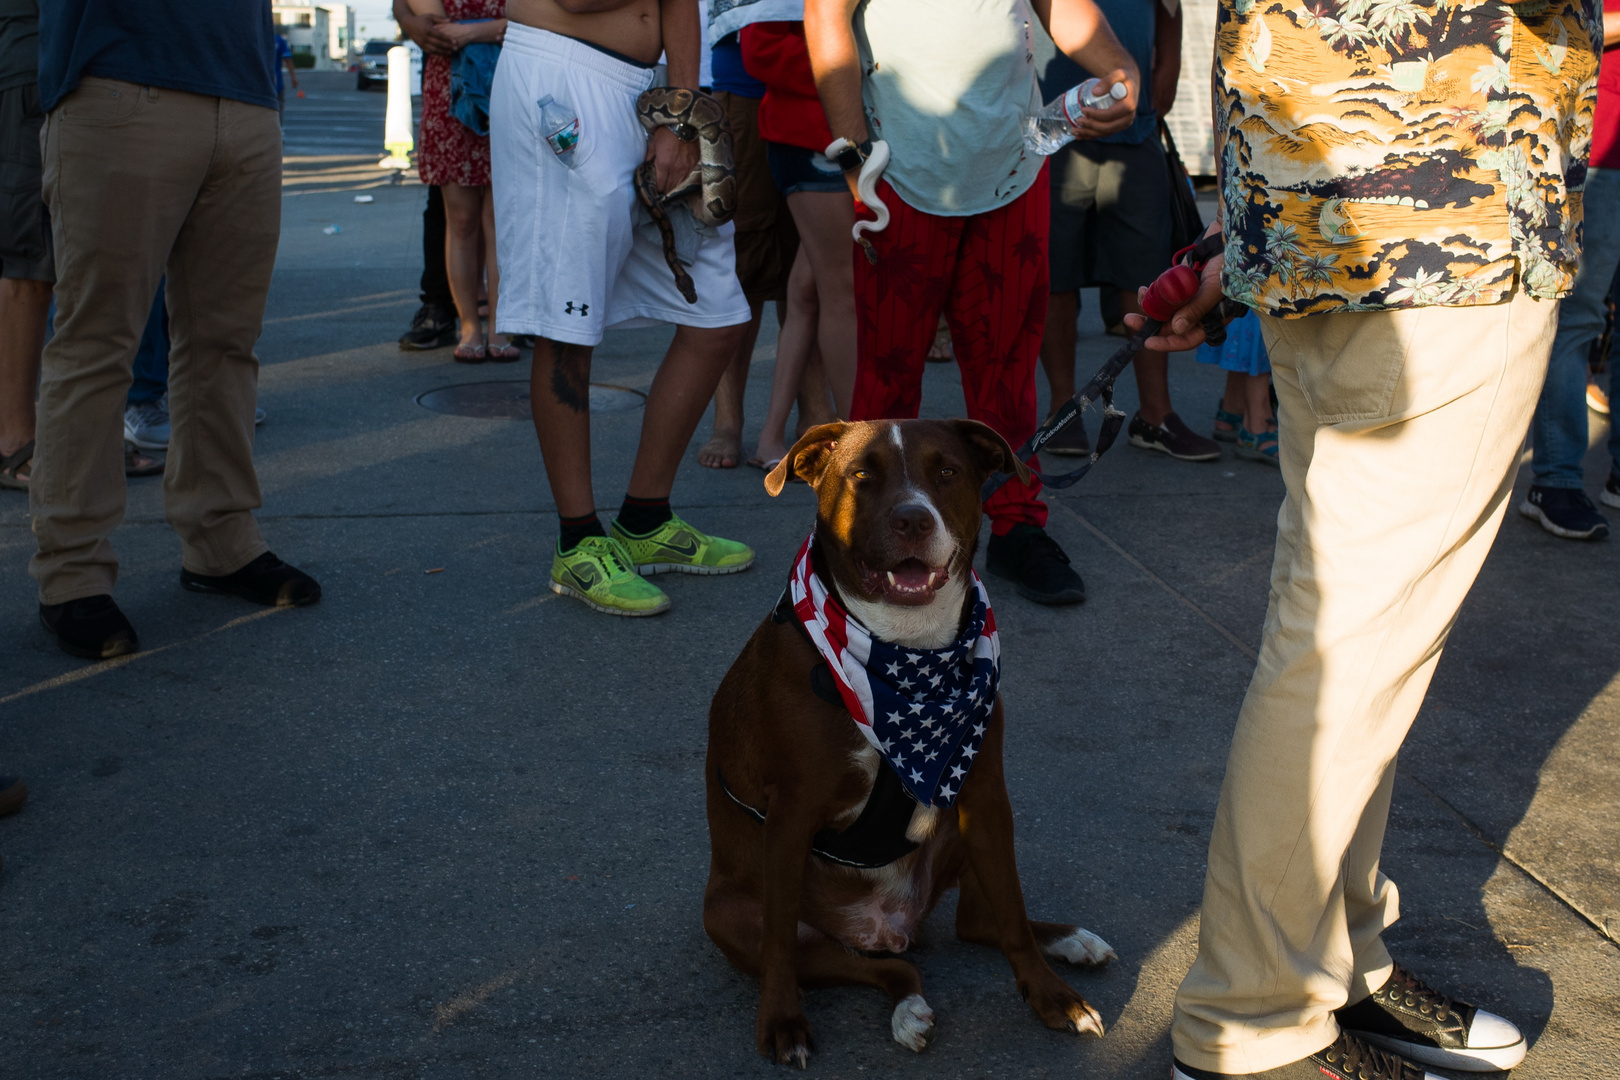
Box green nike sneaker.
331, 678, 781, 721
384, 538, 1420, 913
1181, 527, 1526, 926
549, 535, 671, 617
610, 514, 756, 576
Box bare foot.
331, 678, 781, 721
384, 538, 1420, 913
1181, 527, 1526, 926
698, 429, 742, 469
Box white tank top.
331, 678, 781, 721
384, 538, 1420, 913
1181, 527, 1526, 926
854, 0, 1045, 217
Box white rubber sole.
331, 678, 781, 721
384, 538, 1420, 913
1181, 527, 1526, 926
1601, 486, 1620, 510
548, 579, 670, 617
1357, 1030, 1526, 1073
1518, 498, 1609, 539
1129, 433, 1221, 462
634, 557, 755, 577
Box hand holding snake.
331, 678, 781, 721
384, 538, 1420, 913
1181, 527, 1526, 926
633, 88, 738, 304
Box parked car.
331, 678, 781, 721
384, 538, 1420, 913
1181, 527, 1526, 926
356, 39, 394, 90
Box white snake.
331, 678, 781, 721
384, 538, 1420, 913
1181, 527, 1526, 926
850, 139, 891, 264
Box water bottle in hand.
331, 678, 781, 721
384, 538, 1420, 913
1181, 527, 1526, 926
538, 95, 580, 166
1022, 78, 1129, 156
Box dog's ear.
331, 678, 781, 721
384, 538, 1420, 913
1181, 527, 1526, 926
953, 419, 1032, 486
765, 421, 850, 496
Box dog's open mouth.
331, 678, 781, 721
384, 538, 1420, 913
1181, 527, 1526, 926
859, 557, 949, 606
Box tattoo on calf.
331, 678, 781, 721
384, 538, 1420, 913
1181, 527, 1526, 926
548, 341, 590, 414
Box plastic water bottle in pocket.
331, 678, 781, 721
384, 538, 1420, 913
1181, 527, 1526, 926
538, 94, 579, 165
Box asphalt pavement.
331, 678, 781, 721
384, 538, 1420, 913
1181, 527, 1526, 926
2, 74, 1617, 1080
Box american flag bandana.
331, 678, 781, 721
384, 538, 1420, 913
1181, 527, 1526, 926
789, 534, 1000, 807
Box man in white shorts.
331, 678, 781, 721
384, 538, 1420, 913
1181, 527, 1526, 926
492, 0, 754, 617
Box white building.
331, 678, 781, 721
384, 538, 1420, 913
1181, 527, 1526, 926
272, 2, 357, 70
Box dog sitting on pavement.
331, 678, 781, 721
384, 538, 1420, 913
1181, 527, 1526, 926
703, 418, 1115, 1065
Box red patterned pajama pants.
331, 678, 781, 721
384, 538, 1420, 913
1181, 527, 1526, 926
849, 168, 1050, 535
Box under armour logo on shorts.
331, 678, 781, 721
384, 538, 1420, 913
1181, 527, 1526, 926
564, 301, 590, 316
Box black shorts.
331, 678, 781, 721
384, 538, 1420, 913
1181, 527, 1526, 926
766, 141, 846, 197
0, 82, 53, 283
1048, 137, 1170, 294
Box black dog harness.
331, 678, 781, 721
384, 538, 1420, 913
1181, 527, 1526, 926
714, 591, 923, 870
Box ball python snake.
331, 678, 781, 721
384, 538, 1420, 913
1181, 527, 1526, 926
634, 88, 737, 304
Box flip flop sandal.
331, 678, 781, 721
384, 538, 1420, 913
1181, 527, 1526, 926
0, 439, 33, 491
453, 341, 488, 364
124, 441, 165, 477
746, 456, 783, 472
1213, 402, 1243, 442
487, 341, 521, 362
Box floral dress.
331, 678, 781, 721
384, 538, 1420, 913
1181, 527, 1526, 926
417, 0, 504, 187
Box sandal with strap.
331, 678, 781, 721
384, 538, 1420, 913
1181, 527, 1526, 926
1235, 424, 1279, 466
0, 439, 33, 491
453, 339, 488, 363
1213, 402, 1243, 443
487, 337, 521, 362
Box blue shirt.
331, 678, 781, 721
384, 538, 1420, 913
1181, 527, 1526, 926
39, 0, 278, 112
710, 33, 765, 99
275, 34, 291, 97
1034, 0, 1155, 146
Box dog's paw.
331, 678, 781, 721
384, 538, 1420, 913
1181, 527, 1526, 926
890, 993, 935, 1052
1025, 979, 1106, 1039
757, 1011, 814, 1069
1042, 926, 1117, 968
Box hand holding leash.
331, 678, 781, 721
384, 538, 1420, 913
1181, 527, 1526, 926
981, 233, 1232, 501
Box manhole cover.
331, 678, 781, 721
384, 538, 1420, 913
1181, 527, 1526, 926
415, 381, 645, 419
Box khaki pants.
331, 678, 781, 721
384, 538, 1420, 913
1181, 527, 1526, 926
30, 78, 279, 604
1171, 292, 1557, 1073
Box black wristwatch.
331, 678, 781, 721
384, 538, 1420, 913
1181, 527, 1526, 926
826, 137, 874, 173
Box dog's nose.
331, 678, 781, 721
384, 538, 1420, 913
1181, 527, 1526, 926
890, 503, 935, 540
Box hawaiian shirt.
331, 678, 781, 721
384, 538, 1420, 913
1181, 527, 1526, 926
1215, 0, 1600, 317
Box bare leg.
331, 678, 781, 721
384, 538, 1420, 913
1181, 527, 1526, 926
1215, 370, 1245, 437
479, 188, 510, 351
1040, 289, 1079, 416
796, 345, 835, 435
785, 190, 857, 417
1122, 290, 1173, 425
1243, 372, 1276, 434
698, 299, 762, 469
530, 338, 598, 518
755, 247, 818, 466
442, 183, 485, 350
626, 321, 750, 499
0, 277, 51, 462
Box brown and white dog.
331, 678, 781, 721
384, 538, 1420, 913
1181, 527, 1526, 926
703, 418, 1115, 1066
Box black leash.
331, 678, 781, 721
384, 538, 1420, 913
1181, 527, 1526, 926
982, 231, 1244, 502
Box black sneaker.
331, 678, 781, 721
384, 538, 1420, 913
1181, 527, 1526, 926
1173, 1030, 1437, 1080
1042, 414, 1090, 457
399, 303, 457, 351
1601, 469, 1620, 511
39, 594, 139, 660
181, 552, 322, 607
1518, 484, 1609, 539
985, 524, 1085, 605
1337, 964, 1525, 1072
1129, 412, 1222, 462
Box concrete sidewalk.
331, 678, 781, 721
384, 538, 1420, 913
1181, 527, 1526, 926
1, 175, 1616, 1079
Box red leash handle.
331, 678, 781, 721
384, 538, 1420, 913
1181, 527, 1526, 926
1139, 263, 1200, 323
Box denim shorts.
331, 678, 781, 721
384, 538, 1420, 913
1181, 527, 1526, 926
766, 141, 847, 196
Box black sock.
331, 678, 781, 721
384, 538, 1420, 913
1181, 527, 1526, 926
615, 494, 672, 536
557, 513, 606, 553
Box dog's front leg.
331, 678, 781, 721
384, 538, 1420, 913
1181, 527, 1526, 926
954, 711, 1105, 1038
757, 787, 822, 1067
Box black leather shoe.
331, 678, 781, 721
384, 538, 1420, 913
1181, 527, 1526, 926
0, 775, 27, 818
1337, 964, 1525, 1072
181, 552, 321, 607
39, 595, 140, 659
398, 303, 457, 351
985, 524, 1085, 605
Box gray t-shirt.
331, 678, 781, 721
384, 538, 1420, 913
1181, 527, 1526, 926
0, 0, 38, 94
855, 0, 1044, 217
